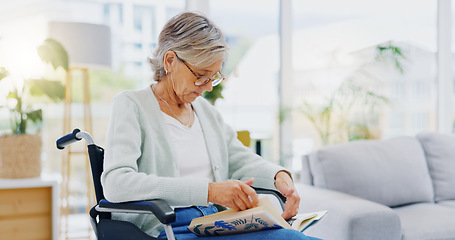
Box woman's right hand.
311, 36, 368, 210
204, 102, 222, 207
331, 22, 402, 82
208, 178, 258, 211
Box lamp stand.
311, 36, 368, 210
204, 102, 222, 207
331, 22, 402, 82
60, 67, 95, 240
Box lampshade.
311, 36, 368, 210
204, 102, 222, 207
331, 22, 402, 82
48, 21, 111, 69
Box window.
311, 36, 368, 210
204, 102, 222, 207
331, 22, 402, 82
133, 6, 154, 32
451, 2, 455, 131
210, 0, 280, 161
390, 112, 405, 129
391, 82, 406, 100
292, 0, 437, 146
412, 80, 426, 99
133, 6, 144, 31
411, 112, 428, 132
103, 3, 110, 23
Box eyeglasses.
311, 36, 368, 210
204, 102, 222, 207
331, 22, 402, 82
174, 52, 225, 87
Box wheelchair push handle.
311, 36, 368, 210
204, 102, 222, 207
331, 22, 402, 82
57, 129, 82, 149
57, 129, 94, 149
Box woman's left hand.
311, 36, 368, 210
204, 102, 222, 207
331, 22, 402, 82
274, 171, 300, 220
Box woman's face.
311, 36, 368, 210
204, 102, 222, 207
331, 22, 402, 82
169, 53, 223, 103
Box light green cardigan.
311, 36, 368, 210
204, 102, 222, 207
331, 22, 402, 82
101, 86, 288, 237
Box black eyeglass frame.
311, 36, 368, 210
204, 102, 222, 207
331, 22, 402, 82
173, 52, 225, 87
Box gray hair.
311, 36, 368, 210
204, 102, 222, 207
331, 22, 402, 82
149, 11, 229, 82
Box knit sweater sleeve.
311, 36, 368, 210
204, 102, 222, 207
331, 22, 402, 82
101, 91, 209, 206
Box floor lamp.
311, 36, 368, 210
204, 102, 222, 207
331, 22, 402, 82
48, 21, 111, 240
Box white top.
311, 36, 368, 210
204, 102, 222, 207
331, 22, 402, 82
162, 111, 215, 182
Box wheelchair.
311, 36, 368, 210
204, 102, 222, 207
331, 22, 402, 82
57, 129, 287, 240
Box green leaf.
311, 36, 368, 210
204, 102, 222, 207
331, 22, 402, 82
203, 83, 224, 105
28, 79, 64, 101
0, 67, 8, 81
6, 91, 17, 99
37, 38, 69, 71
375, 44, 406, 73
26, 109, 43, 123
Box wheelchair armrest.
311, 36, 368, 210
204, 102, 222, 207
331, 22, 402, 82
95, 189, 282, 225
253, 187, 286, 210
97, 199, 176, 224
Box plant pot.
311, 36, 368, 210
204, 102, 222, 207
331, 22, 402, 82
0, 134, 42, 178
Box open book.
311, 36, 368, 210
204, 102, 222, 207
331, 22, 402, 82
188, 197, 327, 237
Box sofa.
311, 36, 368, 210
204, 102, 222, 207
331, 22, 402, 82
295, 132, 455, 240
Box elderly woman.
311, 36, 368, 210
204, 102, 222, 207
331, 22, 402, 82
102, 11, 320, 240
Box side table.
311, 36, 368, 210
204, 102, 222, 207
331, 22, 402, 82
0, 177, 58, 240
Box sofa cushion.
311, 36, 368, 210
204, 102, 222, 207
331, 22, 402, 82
416, 132, 455, 202
296, 183, 402, 240
437, 200, 455, 208
300, 155, 313, 185
394, 203, 455, 240
308, 136, 434, 207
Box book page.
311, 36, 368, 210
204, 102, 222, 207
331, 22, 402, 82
290, 210, 327, 232
258, 193, 284, 213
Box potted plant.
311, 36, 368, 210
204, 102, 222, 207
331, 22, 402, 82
0, 38, 67, 178
203, 83, 224, 105
298, 44, 405, 145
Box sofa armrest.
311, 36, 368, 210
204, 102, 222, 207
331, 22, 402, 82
295, 183, 402, 240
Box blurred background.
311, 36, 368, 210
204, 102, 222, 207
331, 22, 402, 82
0, 0, 454, 239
